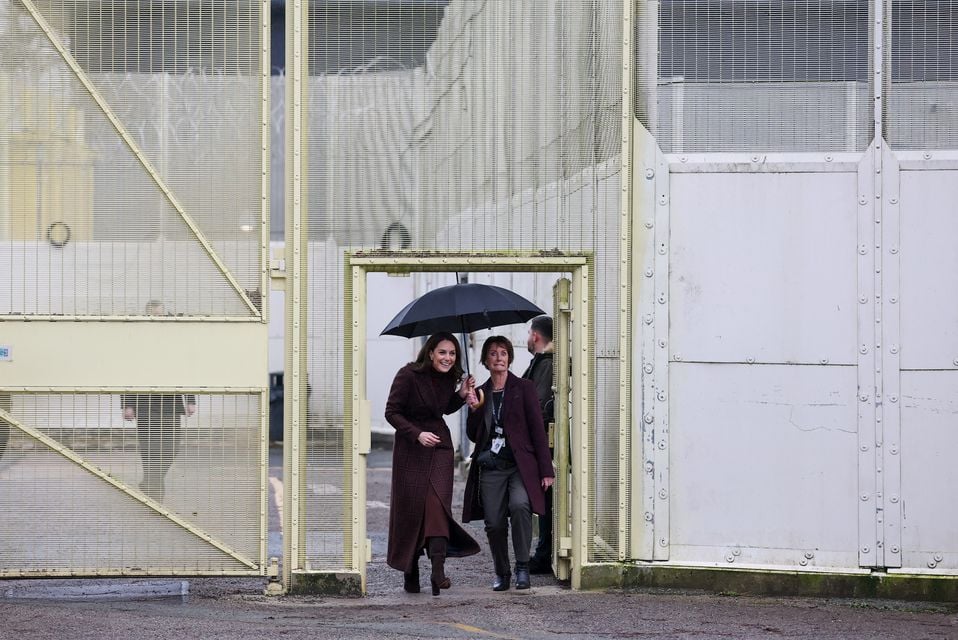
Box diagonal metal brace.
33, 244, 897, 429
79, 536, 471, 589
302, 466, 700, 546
0, 406, 259, 571
19, 0, 260, 317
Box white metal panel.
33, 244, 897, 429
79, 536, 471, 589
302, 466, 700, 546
899, 170, 958, 370
899, 371, 958, 574
669, 171, 858, 365
669, 362, 859, 569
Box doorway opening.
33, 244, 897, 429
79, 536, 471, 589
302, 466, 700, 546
346, 252, 593, 593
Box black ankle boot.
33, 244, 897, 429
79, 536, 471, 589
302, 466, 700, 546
515, 562, 530, 590
492, 573, 511, 591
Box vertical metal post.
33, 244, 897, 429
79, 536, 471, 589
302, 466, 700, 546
617, 0, 636, 562
347, 263, 370, 586
257, 0, 272, 576
553, 278, 573, 581
283, 0, 308, 590
570, 263, 592, 589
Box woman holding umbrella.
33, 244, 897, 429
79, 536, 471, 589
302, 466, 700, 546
384, 332, 481, 595
463, 336, 555, 591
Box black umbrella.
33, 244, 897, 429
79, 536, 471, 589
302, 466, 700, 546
381, 282, 546, 375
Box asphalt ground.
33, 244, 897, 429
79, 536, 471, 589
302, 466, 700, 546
1, 444, 957, 639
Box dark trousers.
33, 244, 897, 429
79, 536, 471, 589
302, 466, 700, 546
0, 421, 8, 460
480, 465, 532, 575
533, 484, 553, 560
137, 415, 180, 500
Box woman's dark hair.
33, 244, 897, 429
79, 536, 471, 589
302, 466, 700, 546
480, 335, 514, 369
411, 332, 464, 379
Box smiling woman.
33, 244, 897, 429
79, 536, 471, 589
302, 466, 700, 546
383, 332, 480, 596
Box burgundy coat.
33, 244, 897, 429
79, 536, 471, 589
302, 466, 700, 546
462, 372, 555, 523
384, 364, 480, 572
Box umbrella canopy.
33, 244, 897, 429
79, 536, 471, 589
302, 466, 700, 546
381, 283, 546, 339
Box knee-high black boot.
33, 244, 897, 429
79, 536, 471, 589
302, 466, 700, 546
403, 556, 420, 594
427, 537, 449, 596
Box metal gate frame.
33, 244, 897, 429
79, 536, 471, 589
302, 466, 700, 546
282, 252, 595, 592
0, 0, 272, 577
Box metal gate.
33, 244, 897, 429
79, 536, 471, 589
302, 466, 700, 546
632, 0, 958, 575
0, 0, 270, 576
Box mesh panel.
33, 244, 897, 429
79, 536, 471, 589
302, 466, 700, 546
888, 1, 958, 149
0, 392, 262, 574
304, 0, 623, 568
0, 1, 263, 316
640, 0, 872, 153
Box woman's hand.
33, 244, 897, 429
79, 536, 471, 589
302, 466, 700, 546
458, 375, 476, 399
467, 388, 485, 411
541, 477, 555, 490
417, 431, 441, 447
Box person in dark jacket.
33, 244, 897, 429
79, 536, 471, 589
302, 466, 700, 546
384, 332, 480, 596
122, 392, 195, 501
121, 300, 196, 501
522, 315, 555, 574
463, 336, 554, 591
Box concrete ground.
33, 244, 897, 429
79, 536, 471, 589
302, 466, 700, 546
1, 444, 957, 639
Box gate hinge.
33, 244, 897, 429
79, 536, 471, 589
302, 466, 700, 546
558, 537, 573, 557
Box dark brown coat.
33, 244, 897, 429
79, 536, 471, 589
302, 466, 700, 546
462, 372, 555, 523
384, 364, 480, 572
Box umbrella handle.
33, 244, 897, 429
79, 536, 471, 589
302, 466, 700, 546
472, 388, 485, 409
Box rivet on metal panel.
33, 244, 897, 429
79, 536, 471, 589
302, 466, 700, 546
890, 446, 899, 455
645, 462, 654, 473
644, 512, 653, 522
750, 155, 760, 163
799, 558, 808, 566
890, 197, 898, 205
890, 495, 899, 504
657, 440, 667, 450
858, 245, 868, 255
746, 357, 755, 364
644, 314, 654, 325
859, 295, 868, 303
645, 269, 654, 277
860, 444, 868, 452
644, 413, 654, 424
657, 294, 666, 304
953, 358, 958, 367
859, 197, 868, 205
726, 554, 735, 563
731, 548, 741, 557
658, 246, 667, 255
672, 355, 681, 362
923, 152, 932, 160
644, 364, 654, 374
928, 561, 938, 569
935, 554, 944, 562
889, 395, 898, 403
659, 196, 668, 206
890, 246, 899, 254
825, 154, 833, 162
860, 346, 868, 355
645, 221, 654, 229
645, 169, 655, 179
659, 538, 668, 546
891, 546, 900, 554
804, 551, 815, 560
657, 391, 667, 401
861, 493, 870, 501
680, 156, 688, 163
820, 358, 829, 365
862, 546, 870, 553
658, 489, 668, 499
658, 340, 667, 348
890, 346, 899, 354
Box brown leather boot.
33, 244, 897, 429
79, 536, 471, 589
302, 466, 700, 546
427, 537, 450, 596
